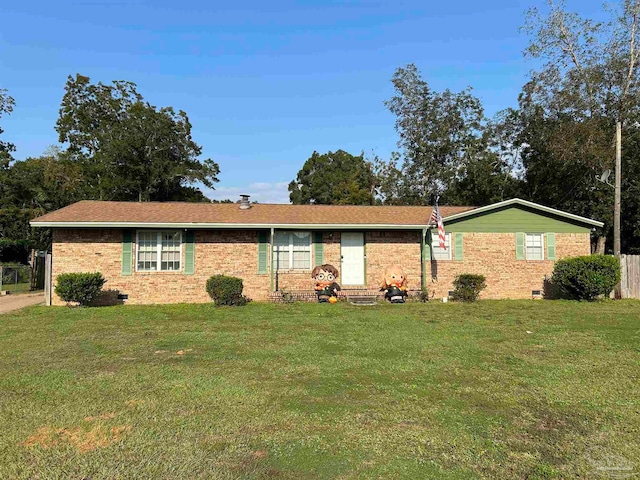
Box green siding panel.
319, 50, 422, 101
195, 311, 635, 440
546, 232, 556, 260
516, 232, 525, 260
314, 232, 324, 266
258, 231, 268, 274
454, 232, 463, 261
446, 205, 590, 233
184, 231, 195, 275
122, 230, 133, 276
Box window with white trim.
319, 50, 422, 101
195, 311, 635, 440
431, 231, 452, 261
274, 231, 311, 270
137, 231, 182, 271
525, 233, 544, 260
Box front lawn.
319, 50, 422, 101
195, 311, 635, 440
1, 301, 638, 479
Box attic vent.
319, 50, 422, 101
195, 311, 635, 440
239, 194, 251, 210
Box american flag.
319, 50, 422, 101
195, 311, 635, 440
429, 203, 446, 249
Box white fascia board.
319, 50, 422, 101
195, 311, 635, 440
441, 198, 604, 227
29, 221, 428, 230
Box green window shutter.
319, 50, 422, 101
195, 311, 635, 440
546, 232, 556, 260
424, 230, 431, 261
516, 232, 525, 260
122, 230, 133, 276
314, 232, 324, 266
454, 232, 464, 261
184, 231, 195, 274
258, 231, 268, 274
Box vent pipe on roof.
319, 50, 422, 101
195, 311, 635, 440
239, 194, 251, 210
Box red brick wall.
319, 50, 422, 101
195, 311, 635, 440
365, 231, 422, 290
51, 229, 590, 304
52, 229, 270, 305
425, 232, 590, 299
275, 231, 421, 292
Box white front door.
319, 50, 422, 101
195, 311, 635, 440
341, 232, 365, 285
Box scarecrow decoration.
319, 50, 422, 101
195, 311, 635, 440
380, 265, 408, 303
312, 264, 341, 303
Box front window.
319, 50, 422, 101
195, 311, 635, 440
431, 231, 451, 261
137, 231, 182, 271
526, 233, 544, 260
274, 231, 311, 270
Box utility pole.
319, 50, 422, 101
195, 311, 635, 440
614, 121, 622, 299
614, 121, 622, 258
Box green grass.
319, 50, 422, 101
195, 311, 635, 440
0, 301, 639, 479
1, 282, 31, 292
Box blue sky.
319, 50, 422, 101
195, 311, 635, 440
1, 0, 599, 203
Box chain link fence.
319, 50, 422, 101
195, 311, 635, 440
0, 264, 31, 292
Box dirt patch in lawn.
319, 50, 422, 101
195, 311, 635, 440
252, 449, 268, 459
22, 424, 131, 452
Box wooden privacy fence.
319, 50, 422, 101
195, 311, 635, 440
621, 254, 640, 299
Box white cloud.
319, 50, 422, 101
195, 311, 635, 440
203, 181, 291, 204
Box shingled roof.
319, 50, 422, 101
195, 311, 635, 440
30, 201, 476, 229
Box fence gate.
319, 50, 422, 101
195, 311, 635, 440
621, 254, 640, 299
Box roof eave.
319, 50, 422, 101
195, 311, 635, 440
29, 221, 430, 230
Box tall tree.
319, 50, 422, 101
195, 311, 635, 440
446, 152, 523, 206
56, 74, 219, 201
0, 88, 15, 165
0, 89, 16, 213
381, 64, 486, 205
519, 0, 640, 252
523, 0, 640, 122
0, 148, 84, 250
0, 147, 87, 212
288, 150, 377, 205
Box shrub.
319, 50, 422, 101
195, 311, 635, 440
551, 255, 620, 301
206, 275, 249, 306
55, 272, 106, 306
542, 275, 564, 300
451, 273, 487, 302
279, 288, 295, 303
417, 288, 430, 303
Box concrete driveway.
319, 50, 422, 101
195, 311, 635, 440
0, 293, 44, 314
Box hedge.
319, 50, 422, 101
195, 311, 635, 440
551, 255, 620, 301
55, 272, 106, 306
206, 275, 248, 306
451, 273, 487, 302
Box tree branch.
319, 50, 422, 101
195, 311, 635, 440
622, 4, 640, 102
556, 10, 596, 115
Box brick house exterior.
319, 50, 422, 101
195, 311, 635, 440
31, 198, 602, 305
